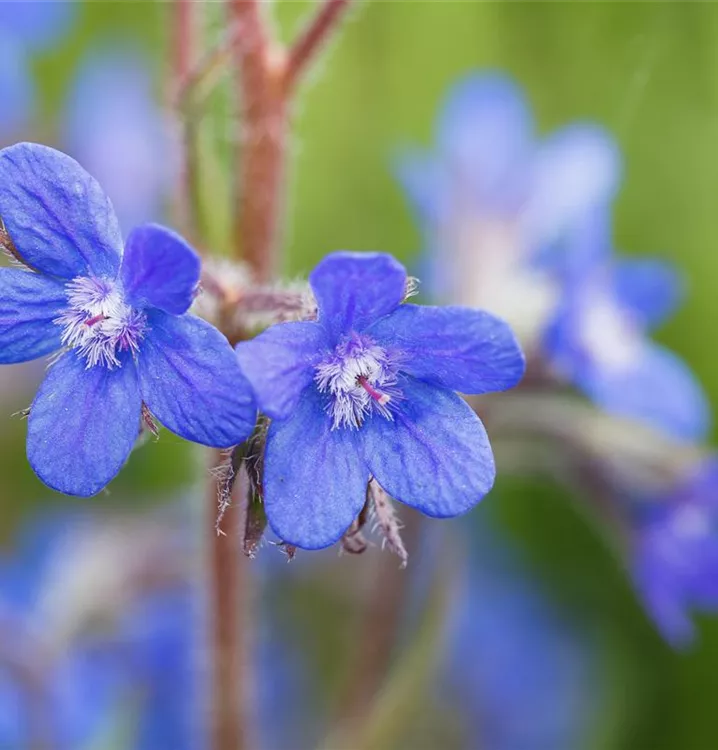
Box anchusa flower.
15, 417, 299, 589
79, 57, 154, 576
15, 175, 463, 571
631, 457, 718, 648
237, 251, 525, 550
543, 205, 709, 442
0, 143, 256, 496
396, 72, 620, 346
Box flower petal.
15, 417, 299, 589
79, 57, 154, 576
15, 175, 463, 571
361, 377, 495, 517
525, 124, 621, 247
436, 72, 532, 203
27, 352, 141, 496
0, 268, 66, 363
368, 304, 525, 395
235, 321, 328, 420
0, 143, 122, 279
120, 224, 200, 315
263, 387, 369, 549
309, 251, 407, 341
582, 341, 710, 442
138, 311, 255, 448
613, 257, 683, 330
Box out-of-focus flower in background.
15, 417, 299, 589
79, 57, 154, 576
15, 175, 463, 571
543, 205, 709, 441
631, 457, 718, 649
62, 46, 179, 230
0, 0, 75, 143
0, 0, 75, 54
395, 72, 620, 347
443, 529, 600, 750
0, 508, 196, 749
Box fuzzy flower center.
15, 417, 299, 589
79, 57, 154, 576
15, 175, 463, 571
315, 333, 400, 430
55, 276, 147, 369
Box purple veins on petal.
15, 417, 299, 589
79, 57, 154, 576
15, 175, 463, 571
0, 142, 257, 495
236, 250, 525, 548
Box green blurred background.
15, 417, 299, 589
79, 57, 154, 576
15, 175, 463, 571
5, 1, 718, 747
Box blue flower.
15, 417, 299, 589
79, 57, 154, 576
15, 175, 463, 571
0, 143, 256, 496
444, 531, 599, 750
632, 457, 718, 648
0, 0, 76, 53
61, 46, 178, 230
0, 1, 76, 141
396, 72, 620, 345
0, 510, 199, 749
236, 251, 525, 549
543, 205, 709, 441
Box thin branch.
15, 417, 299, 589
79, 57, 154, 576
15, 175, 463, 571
283, 0, 355, 95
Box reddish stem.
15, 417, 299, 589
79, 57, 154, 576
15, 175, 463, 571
172, 0, 199, 240
229, 0, 287, 282
283, 0, 354, 96
206, 450, 252, 750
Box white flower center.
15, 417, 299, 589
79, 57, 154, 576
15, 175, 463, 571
315, 334, 400, 430
55, 276, 147, 369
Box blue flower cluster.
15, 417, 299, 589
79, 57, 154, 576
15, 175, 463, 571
0, 142, 525, 548
396, 71, 718, 646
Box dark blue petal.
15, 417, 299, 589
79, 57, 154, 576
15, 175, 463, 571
27, 352, 141, 496
121, 224, 200, 315
613, 257, 683, 330
0, 268, 65, 363
436, 72, 532, 203
138, 311, 255, 448
582, 341, 710, 442
236, 321, 328, 420
263, 387, 368, 549
526, 124, 621, 247
62, 47, 177, 230
368, 304, 525, 395
309, 251, 407, 341
0, 143, 122, 279
361, 377, 495, 517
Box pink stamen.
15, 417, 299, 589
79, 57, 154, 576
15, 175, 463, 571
84, 313, 107, 327
358, 375, 391, 406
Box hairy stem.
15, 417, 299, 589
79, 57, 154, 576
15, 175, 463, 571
283, 0, 355, 96
206, 449, 253, 750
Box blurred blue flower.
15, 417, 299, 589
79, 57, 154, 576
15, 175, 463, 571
543, 205, 709, 441
632, 457, 718, 648
0, 511, 198, 749
0, 0, 76, 53
62, 46, 178, 230
0, 37, 34, 141
396, 72, 620, 344
237, 251, 525, 549
0, 0, 76, 142
444, 532, 599, 750
0, 142, 256, 496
